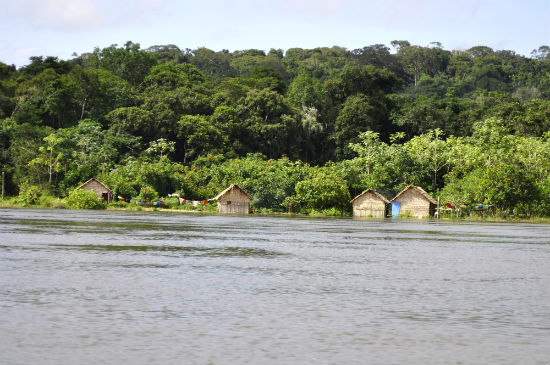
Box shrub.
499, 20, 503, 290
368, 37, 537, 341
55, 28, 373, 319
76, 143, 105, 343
66, 189, 106, 210
108, 201, 128, 208
51, 198, 66, 209
295, 173, 351, 211
135, 186, 159, 202
17, 183, 43, 206
398, 210, 414, 218
161, 197, 180, 209
308, 207, 347, 216
203, 202, 217, 212
38, 194, 65, 208
531, 176, 550, 217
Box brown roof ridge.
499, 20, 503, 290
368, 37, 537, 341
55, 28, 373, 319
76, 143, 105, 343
213, 184, 253, 200
76, 178, 113, 193
350, 189, 389, 204
390, 185, 437, 204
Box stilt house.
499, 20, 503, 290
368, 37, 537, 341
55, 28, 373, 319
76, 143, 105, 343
390, 185, 437, 218
77, 178, 113, 203
213, 184, 252, 214
350, 189, 389, 218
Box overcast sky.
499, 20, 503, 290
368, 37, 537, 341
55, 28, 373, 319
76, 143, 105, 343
1, 0, 548, 67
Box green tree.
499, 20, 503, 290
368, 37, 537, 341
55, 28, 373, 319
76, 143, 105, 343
106, 106, 154, 137
28, 133, 65, 184
477, 163, 539, 213
135, 186, 159, 202
347, 131, 393, 190
145, 138, 176, 160
391, 95, 446, 137
294, 172, 350, 212
144, 63, 204, 90
89, 41, 157, 86
404, 129, 450, 192
190, 47, 234, 78
392, 41, 450, 87
238, 88, 297, 158
286, 72, 323, 109
177, 115, 223, 163
333, 94, 384, 159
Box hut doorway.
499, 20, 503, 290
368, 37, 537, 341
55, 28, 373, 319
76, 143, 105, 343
392, 202, 401, 217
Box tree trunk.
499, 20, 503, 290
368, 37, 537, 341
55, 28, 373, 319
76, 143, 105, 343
49, 149, 53, 184
80, 97, 87, 120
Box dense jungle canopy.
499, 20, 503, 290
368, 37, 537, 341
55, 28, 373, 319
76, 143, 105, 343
1, 41, 549, 215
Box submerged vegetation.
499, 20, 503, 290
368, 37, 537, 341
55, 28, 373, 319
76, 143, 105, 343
0, 42, 549, 218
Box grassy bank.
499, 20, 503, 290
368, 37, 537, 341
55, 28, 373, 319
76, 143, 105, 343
435, 215, 550, 224
0, 196, 66, 209
2, 197, 549, 223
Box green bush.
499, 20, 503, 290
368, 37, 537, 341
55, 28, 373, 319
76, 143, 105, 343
308, 207, 347, 216
295, 173, 351, 211
203, 202, 217, 212
51, 198, 66, 209
160, 197, 179, 209
398, 210, 415, 218
66, 189, 106, 210
107, 201, 128, 208
38, 194, 66, 209
17, 183, 43, 206
135, 186, 159, 202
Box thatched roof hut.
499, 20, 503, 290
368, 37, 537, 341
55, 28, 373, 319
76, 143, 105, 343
213, 184, 252, 214
350, 189, 389, 218
390, 185, 437, 218
77, 178, 113, 203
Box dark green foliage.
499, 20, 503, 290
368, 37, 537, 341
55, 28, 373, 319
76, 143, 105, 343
88, 41, 157, 86
146, 44, 190, 65
1, 41, 549, 216
333, 94, 385, 159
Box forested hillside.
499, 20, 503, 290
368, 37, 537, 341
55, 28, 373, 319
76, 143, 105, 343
1, 41, 549, 216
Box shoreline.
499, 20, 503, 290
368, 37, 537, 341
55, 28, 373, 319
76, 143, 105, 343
1, 203, 549, 224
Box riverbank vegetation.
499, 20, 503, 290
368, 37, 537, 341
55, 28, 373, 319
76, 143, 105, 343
1, 42, 549, 218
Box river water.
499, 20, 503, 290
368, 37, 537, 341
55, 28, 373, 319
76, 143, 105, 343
0, 208, 549, 365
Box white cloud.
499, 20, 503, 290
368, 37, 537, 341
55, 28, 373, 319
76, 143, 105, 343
5, 0, 104, 30
282, 0, 351, 14
14, 47, 42, 57
36, 0, 104, 30
107, 0, 168, 24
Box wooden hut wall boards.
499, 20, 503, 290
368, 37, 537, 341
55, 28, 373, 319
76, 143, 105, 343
77, 178, 113, 203
213, 184, 252, 214
390, 185, 437, 218
350, 189, 389, 218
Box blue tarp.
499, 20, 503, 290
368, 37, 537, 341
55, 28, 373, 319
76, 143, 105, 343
392, 202, 401, 217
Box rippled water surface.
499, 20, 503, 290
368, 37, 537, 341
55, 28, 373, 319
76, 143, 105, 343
1, 208, 549, 365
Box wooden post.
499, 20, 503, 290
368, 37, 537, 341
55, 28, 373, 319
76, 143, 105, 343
437, 196, 440, 219
1, 171, 4, 200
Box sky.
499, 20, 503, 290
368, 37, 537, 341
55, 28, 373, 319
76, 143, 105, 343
1, 0, 548, 67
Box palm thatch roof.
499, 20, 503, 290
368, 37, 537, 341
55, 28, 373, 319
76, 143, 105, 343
213, 184, 252, 200
390, 185, 437, 205
350, 189, 389, 204
76, 178, 113, 193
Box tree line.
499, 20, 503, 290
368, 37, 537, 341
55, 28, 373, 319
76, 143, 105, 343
0, 41, 549, 216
